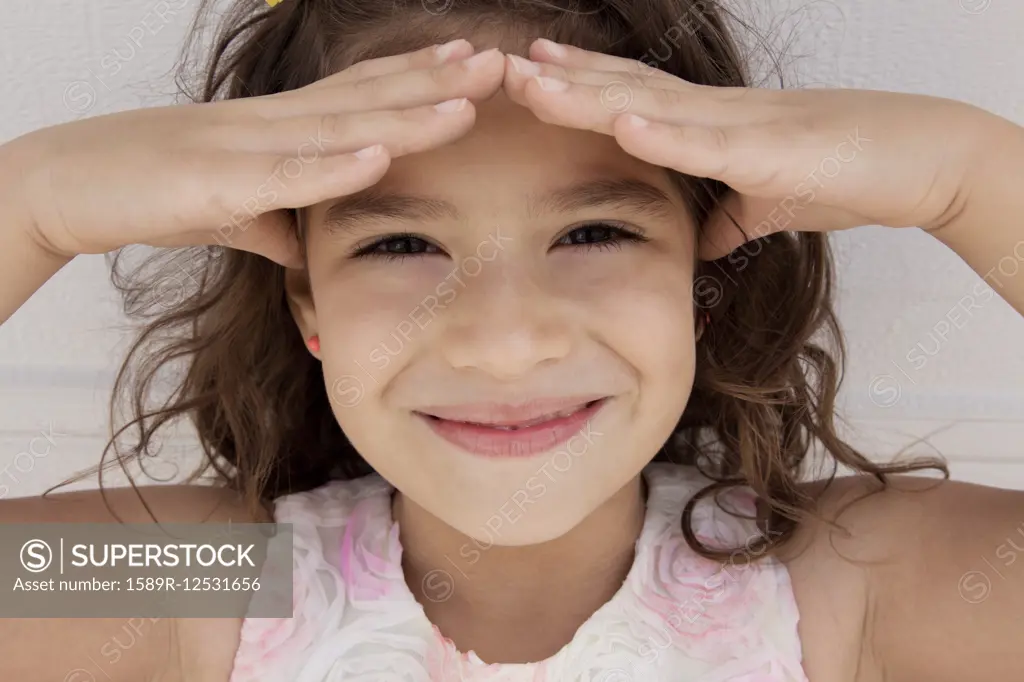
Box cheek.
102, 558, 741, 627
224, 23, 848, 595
556, 250, 696, 381
310, 258, 454, 383
308, 261, 450, 481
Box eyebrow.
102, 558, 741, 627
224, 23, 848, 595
321, 178, 679, 235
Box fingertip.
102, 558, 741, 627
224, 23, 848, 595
432, 98, 480, 132
501, 54, 523, 86
610, 115, 663, 164
530, 38, 569, 62
350, 144, 394, 173
352, 144, 389, 162
500, 65, 531, 106
346, 146, 392, 181
519, 75, 559, 107
461, 47, 505, 74
433, 38, 474, 64
299, 147, 393, 204
611, 112, 654, 138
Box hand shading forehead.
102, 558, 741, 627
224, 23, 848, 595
312, 91, 692, 236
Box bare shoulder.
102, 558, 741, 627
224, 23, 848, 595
0, 482, 272, 524
0, 483, 272, 682
775, 472, 1024, 682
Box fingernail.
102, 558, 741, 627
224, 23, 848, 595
434, 39, 466, 62
535, 76, 569, 92
536, 38, 568, 58
464, 48, 499, 70
508, 54, 541, 76
354, 144, 383, 160
435, 98, 468, 113
627, 114, 649, 127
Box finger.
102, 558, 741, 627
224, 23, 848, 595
522, 40, 755, 98
164, 210, 302, 269
612, 115, 800, 189
698, 193, 787, 261
198, 146, 393, 264
508, 56, 759, 103
505, 67, 765, 131
699, 188, 866, 261
207, 99, 475, 156
306, 38, 476, 89
529, 38, 661, 76
508, 52, 680, 89
258, 145, 393, 209
265, 48, 505, 117
230, 210, 304, 269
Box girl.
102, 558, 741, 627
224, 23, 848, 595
1, 0, 1022, 680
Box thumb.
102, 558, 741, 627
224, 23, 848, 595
193, 209, 304, 269
246, 209, 305, 269
699, 192, 863, 261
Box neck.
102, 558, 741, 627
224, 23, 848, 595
395, 474, 647, 663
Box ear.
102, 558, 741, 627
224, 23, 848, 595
284, 266, 320, 359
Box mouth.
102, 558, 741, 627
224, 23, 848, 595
415, 397, 609, 458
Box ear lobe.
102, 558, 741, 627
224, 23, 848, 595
284, 267, 318, 355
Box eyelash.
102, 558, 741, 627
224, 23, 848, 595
350, 222, 649, 262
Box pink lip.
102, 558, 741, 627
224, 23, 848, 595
416, 398, 607, 458
418, 396, 608, 425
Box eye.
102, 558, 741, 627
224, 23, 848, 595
555, 221, 649, 252
351, 233, 444, 262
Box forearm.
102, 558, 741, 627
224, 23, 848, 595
0, 141, 73, 325
929, 113, 1024, 317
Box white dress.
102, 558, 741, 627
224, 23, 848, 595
229, 462, 808, 681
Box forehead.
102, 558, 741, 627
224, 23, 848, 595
310, 91, 692, 229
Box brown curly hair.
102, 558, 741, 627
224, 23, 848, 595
71, 0, 945, 562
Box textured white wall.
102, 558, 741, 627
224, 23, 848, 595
0, 0, 1022, 497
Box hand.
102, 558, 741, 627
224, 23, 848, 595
2, 40, 505, 268
501, 39, 1003, 260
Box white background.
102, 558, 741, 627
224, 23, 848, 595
0, 0, 1022, 497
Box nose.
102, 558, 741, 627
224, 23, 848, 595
440, 259, 572, 381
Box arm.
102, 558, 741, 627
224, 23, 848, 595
927, 115, 1024, 316
502, 41, 1024, 319
0, 42, 498, 327
789, 475, 1024, 682
0, 484, 267, 682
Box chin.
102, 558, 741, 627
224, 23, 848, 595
439, 471, 619, 548
452, 506, 586, 547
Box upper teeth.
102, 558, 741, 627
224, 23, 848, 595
465, 406, 585, 430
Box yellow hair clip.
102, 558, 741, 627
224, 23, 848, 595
266, 0, 283, 5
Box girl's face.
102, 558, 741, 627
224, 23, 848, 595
292, 91, 698, 545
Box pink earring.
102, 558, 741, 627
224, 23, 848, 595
307, 335, 320, 352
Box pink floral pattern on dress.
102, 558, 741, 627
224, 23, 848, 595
229, 463, 809, 682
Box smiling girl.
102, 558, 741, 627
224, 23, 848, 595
0, 0, 1023, 681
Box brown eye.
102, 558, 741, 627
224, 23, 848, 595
564, 224, 616, 244
555, 222, 648, 250
352, 234, 443, 261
